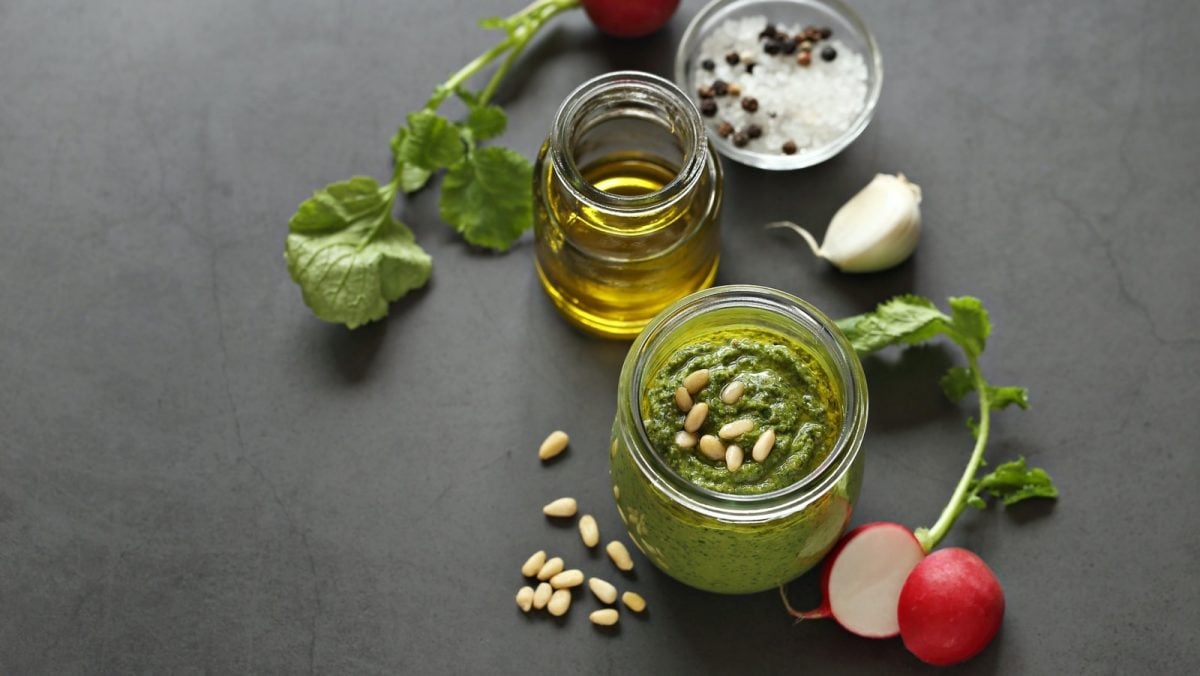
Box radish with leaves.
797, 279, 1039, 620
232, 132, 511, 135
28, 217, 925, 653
781, 296, 1059, 664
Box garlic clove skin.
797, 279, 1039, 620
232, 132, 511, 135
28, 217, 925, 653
820, 173, 922, 273
767, 173, 922, 274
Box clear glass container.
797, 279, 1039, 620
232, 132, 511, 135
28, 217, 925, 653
674, 0, 883, 170
534, 71, 723, 340
609, 285, 868, 593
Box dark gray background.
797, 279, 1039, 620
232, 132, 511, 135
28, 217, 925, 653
2, 0, 1197, 673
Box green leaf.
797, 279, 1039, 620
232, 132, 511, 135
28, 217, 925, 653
400, 110, 465, 170
398, 163, 434, 194
835, 294, 949, 355
940, 366, 975, 402
948, 296, 990, 357
465, 104, 507, 142
970, 457, 1060, 506
967, 495, 987, 509
391, 128, 435, 194
988, 385, 1030, 410
439, 146, 533, 251
286, 177, 431, 328
289, 176, 388, 233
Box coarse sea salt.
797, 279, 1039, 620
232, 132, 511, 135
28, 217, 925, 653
691, 15, 868, 156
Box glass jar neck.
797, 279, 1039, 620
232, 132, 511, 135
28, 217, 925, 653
550, 70, 707, 215
617, 285, 869, 521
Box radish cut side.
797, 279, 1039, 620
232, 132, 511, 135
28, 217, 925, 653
826, 522, 926, 638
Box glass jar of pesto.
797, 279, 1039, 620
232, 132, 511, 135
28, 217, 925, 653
609, 285, 867, 593
533, 71, 723, 340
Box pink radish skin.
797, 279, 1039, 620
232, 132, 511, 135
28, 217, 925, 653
785, 522, 926, 638
898, 548, 1005, 666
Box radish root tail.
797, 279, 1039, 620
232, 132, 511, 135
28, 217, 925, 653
779, 584, 832, 622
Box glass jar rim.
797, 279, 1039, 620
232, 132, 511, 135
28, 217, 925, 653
619, 285, 868, 521
550, 70, 707, 214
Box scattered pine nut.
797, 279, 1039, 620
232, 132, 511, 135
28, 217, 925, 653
726, 444, 744, 471
547, 589, 571, 617
550, 569, 585, 589
675, 430, 697, 449
588, 577, 618, 604
516, 586, 534, 612
533, 582, 552, 610
538, 430, 570, 460
721, 380, 745, 404
543, 497, 577, 518
752, 428, 776, 462
718, 418, 755, 440
683, 369, 710, 394
606, 540, 635, 572
684, 402, 709, 433
536, 556, 564, 581
579, 514, 600, 548
589, 608, 620, 626
674, 387, 693, 412
521, 550, 547, 577
622, 591, 647, 613
698, 434, 725, 461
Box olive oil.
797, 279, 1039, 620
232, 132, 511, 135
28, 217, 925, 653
534, 148, 721, 338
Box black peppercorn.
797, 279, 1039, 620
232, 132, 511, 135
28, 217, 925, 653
782, 38, 798, 55
717, 121, 734, 138
819, 26, 833, 39
732, 132, 749, 147
701, 58, 715, 71
758, 23, 778, 40
782, 140, 797, 155
745, 124, 763, 139
821, 46, 837, 62
745, 62, 757, 74
712, 79, 729, 96
700, 98, 718, 117
725, 51, 740, 66
763, 40, 781, 56
741, 97, 758, 112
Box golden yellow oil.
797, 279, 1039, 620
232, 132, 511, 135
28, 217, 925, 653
534, 149, 721, 339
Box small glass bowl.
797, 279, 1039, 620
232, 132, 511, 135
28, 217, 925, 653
675, 0, 883, 170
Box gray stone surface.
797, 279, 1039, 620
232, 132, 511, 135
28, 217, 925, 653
1, 0, 1197, 672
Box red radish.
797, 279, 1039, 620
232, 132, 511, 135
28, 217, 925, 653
582, 0, 680, 38
898, 548, 1005, 666
784, 522, 926, 638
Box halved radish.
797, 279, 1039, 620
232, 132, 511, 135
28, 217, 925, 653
785, 522, 926, 638
898, 548, 1005, 666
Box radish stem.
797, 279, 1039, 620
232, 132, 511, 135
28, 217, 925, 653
424, 0, 580, 111
915, 355, 991, 552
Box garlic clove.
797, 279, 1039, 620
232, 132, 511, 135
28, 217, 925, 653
822, 174, 922, 272
768, 173, 922, 273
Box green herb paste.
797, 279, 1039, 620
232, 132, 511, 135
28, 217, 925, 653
641, 329, 842, 495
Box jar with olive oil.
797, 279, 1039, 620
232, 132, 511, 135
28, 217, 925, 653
534, 71, 723, 339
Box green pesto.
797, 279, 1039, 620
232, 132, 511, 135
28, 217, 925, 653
641, 329, 842, 495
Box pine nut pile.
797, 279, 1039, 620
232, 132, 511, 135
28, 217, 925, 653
515, 431, 648, 629
673, 368, 776, 472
